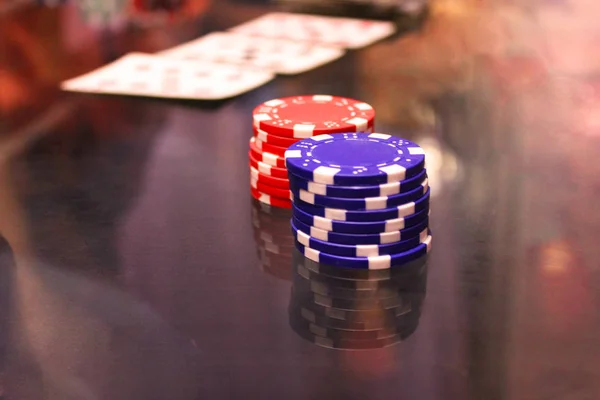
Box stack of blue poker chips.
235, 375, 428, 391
284, 132, 431, 270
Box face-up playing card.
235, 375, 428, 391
60, 53, 275, 100
159, 32, 346, 75
229, 12, 397, 50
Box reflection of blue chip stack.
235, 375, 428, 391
285, 132, 432, 271
289, 249, 428, 350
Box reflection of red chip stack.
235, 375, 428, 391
249, 95, 376, 208
251, 200, 294, 281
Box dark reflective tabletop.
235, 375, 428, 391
1, 1, 600, 399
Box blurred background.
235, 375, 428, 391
1, 0, 600, 399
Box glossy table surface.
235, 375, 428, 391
1, 1, 600, 399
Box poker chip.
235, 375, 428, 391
285, 133, 425, 185
250, 187, 292, 208
290, 178, 428, 210
253, 95, 375, 138
293, 216, 429, 245
250, 175, 291, 199
294, 235, 432, 269
254, 125, 374, 149
250, 167, 289, 190
253, 137, 288, 157
249, 151, 289, 179
293, 203, 428, 234
295, 188, 430, 222
250, 137, 286, 168
254, 128, 302, 148
288, 169, 427, 199
293, 221, 430, 257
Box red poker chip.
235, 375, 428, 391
249, 152, 288, 179
252, 95, 375, 138
250, 166, 289, 189
254, 127, 301, 148
253, 125, 375, 148
250, 176, 291, 199
253, 136, 288, 156
250, 187, 292, 209
249, 137, 286, 168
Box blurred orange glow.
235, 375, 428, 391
340, 349, 396, 379
538, 240, 574, 276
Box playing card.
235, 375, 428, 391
159, 32, 345, 75
229, 12, 396, 50
60, 53, 275, 100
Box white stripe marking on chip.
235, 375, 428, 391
293, 124, 316, 138
313, 166, 340, 184
379, 164, 406, 182
365, 196, 387, 210
369, 132, 391, 140
314, 215, 332, 231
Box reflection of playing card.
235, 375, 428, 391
61, 53, 275, 100
229, 12, 396, 49
159, 32, 345, 75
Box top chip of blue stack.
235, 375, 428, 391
284, 132, 426, 186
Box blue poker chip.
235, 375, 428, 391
295, 188, 430, 222
284, 133, 426, 185
293, 203, 428, 234
292, 219, 430, 257
293, 216, 429, 245
291, 178, 428, 211
288, 169, 427, 199
293, 235, 432, 269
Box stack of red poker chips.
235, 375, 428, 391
249, 95, 376, 208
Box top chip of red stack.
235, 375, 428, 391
252, 95, 375, 138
